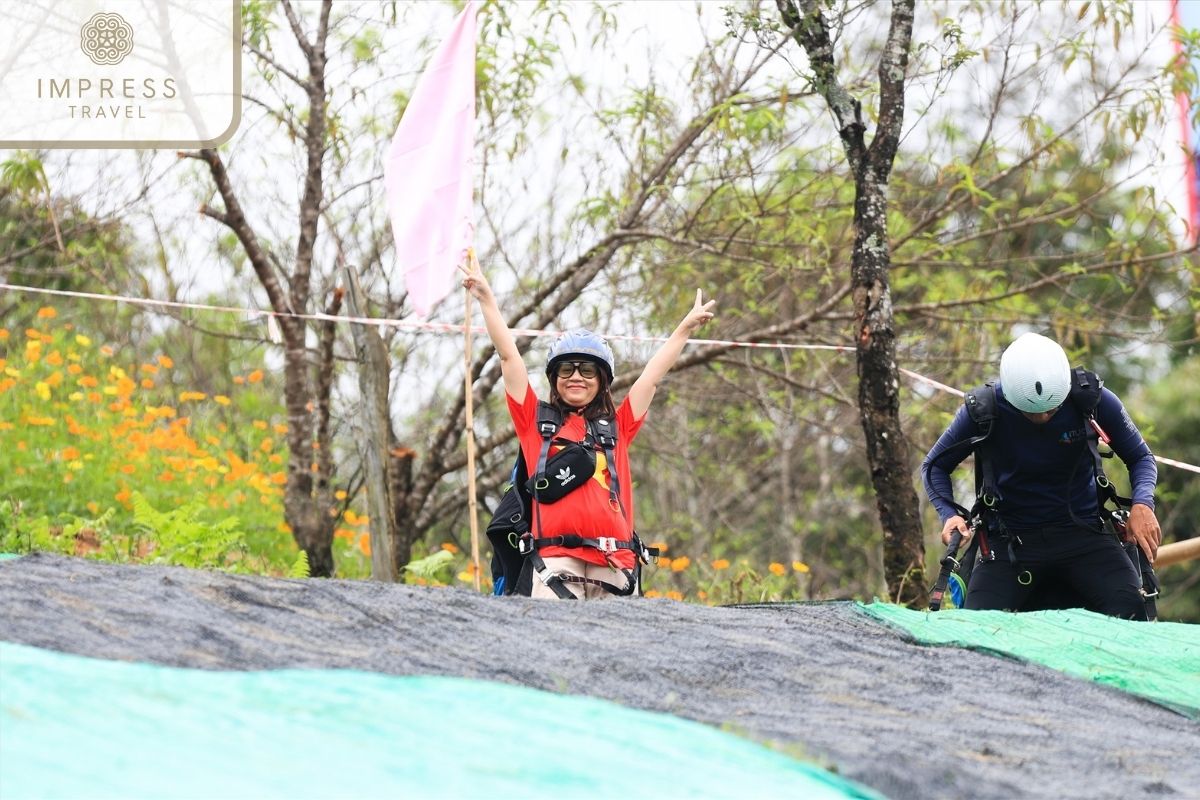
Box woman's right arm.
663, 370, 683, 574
461, 257, 529, 400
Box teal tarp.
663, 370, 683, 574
859, 602, 1200, 718
0, 642, 880, 799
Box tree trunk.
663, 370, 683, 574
779, 0, 926, 606
852, 171, 925, 605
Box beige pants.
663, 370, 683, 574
529, 556, 637, 600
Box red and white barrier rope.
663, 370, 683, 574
3, 281, 1197, 474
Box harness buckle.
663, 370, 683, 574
538, 421, 558, 436
517, 534, 535, 555
596, 537, 618, 553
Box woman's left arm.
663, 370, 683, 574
627, 289, 716, 419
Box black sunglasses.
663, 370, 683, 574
554, 360, 599, 379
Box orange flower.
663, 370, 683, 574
67, 364, 83, 375
233, 376, 244, 385
670, 556, 691, 572
45, 351, 64, 366
120, 464, 136, 474
60, 446, 81, 460
643, 589, 662, 598
0, 328, 8, 340
157, 355, 174, 368
769, 562, 786, 576
711, 558, 730, 570
260, 438, 273, 453
78, 375, 99, 388
440, 542, 460, 554
139, 363, 159, 374
247, 369, 264, 383
36, 307, 57, 319
252, 420, 268, 430
358, 532, 371, 556
141, 378, 155, 389
178, 391, 206, 402
666, 590, 684, 601
273, 423, 288, 434
100, 345, 114, 356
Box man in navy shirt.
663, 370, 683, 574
922, 333, 1161, 619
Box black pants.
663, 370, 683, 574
965, 525, 1146, 620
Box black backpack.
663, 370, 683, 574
485, 401, 659, 598
930, 367, 1159, 618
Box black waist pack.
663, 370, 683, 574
527, 439, 595, 503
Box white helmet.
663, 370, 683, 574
999, 332, 1071, 413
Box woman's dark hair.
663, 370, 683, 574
548, 358, 616, 421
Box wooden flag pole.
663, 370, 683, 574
464, 251, 482, 592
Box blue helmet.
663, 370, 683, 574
546, 328, 615, 382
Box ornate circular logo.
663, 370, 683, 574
80, 12, 134, 66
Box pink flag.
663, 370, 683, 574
384, 2, 477, 316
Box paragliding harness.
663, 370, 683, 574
485, 402, 659, 599
927, 368, 1160, 618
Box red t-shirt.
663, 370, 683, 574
507, 384, 645, 569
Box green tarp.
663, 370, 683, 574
0, 642, 880, 800
859, 602, 1200, 718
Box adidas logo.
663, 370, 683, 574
555, 467, 575, 485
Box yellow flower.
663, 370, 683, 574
711, 558, 730, 570
68, 392, 83, 401
75, 334, 91, 347
670, 556, 691, 572
36, 306, 57, 319
792, 561, 810, 574
334, 490, 347, 500
178, 391, 206, 402
769, 562, 786, 576
4, 367, 21, 378
35, 381, 51, 400
214, 395, 231, 405
67, 460, 84, 471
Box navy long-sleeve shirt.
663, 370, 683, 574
922, 383, 1156, 529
